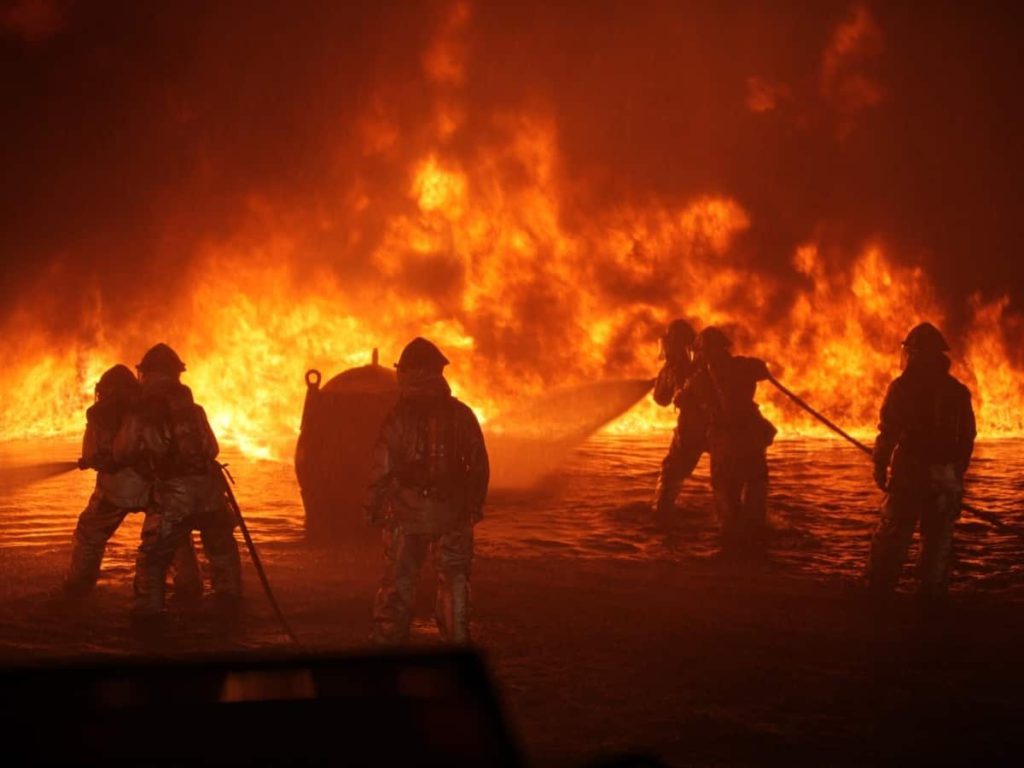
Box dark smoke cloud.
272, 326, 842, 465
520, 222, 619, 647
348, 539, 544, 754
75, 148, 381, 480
1, 2, 428, 324
471, 1, 1024, 320
1, 0, 1022, 356
1, 0, 69, 43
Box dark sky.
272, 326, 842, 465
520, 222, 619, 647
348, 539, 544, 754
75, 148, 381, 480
2, 0, 1022, 342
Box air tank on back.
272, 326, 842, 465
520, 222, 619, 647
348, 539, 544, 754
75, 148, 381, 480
294, 349, 398, 545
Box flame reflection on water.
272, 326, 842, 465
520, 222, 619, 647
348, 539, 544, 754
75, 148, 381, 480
0, 436, 1021, 594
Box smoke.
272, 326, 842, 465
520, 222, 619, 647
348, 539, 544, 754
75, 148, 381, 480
1, 0, 68, 43
1, 0, 1023, 445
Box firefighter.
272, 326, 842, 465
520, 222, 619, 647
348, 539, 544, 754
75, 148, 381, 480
652, 318, 707, 515
113, 344, 242, 619
365, 337, 489, 645
682, 327, 775, 549
867, 322, 976, 601
62, 364, 201, 599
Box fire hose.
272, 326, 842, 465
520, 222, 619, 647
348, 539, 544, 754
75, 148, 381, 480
766, 374, 1024, 539
217, 463, 302, 646
11, 458, 304, 643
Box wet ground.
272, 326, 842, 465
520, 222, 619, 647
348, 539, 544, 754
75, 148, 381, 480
1, 435, 1023, 765
4, 435, 1024, 584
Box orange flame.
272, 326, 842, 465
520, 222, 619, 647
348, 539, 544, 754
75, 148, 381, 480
1, 2, 1022, 458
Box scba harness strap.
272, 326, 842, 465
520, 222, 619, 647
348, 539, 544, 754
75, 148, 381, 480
395, 397, 465, 500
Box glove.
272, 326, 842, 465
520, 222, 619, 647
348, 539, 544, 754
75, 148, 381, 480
873, 464, 889, 492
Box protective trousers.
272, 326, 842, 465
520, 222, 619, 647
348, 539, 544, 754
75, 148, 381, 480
65, 489, 201, 597
133, 478, 242, 615
654, 423, 704, 514
710, 444, 768, 549
372, 525, 473, 645
867, 484, 959, 598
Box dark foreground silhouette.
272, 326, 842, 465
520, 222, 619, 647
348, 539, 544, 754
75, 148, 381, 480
3, 548, 1024, 766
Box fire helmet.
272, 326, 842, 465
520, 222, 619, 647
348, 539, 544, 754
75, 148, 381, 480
395, 337, 450, 371
901, 322, 950, 353
662, 319, 697, 356
693, 326, 732, 357
95, 364, 139, 400
137, 343, 186, 375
